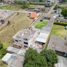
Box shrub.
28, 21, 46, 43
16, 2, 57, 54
54, 22, 67, 26
0, 42, 3, 49
0, 49, 7, 58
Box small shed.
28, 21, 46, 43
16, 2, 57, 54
2, 53, 13, 64
36, 32, 49, 44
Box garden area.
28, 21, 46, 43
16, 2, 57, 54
23, 48, 58, 67
51, 24, 67, 38
34, 20, 48, 29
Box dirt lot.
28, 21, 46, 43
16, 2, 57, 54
0, 13, 33, 48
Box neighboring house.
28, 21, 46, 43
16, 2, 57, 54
45, 0, 54, 7
3, 0, 15, 4
31, 0, 45, 2
58, 0, 65, 3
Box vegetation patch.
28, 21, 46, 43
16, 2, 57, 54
61, 8, 67, 18
35, 20, 48, 29
0, 4, 22, 10
51, 24, 67, 38
23, 48, 58, 67
54, 22, 67, 26
0, 43, 7, 59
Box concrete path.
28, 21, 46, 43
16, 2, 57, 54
55, 56, 67, 67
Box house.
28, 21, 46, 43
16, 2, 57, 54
13, 28, 38, 48
3, 0, 15, 4
58, 0, 64, 3
30, 12, 38, 19
45, 0, 54, 7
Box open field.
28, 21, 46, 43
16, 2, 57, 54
0, 4, 23, 10
0, 13, 33, 48
51, 24, 67, 39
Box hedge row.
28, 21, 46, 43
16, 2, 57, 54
54, 22, 67, 26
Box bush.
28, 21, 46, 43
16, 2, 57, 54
0, 49, 7, 58
0, 42, 3, 49
54, 22, 67, 26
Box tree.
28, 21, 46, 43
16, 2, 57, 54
24, 48, 48, 67
61, 8, 67, 18
22, 1, 29, 8
0, 49, 7, 58
0, 42, 3, 49
41, 49, 58, 67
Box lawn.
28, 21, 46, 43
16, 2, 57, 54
35, 20, 48, 29
0, 13, 33, 48
51, 24, 67, 38
0, 4, 22, 10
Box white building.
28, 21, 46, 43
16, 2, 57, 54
36, 32, 49, 44
2, 53, 16, 64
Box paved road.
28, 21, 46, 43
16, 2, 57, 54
55, 56, 67, 67
41, 14, 58, 33
41, 0, 58, 33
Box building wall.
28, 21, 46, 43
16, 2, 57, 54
3, 0, 15, 3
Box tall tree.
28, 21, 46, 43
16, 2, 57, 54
61, 8, 67, 18
41, 49, 58, 67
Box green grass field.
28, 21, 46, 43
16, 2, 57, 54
35, 20, 48, 29
0, 4, 22, 10
51, 24, 67, 38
